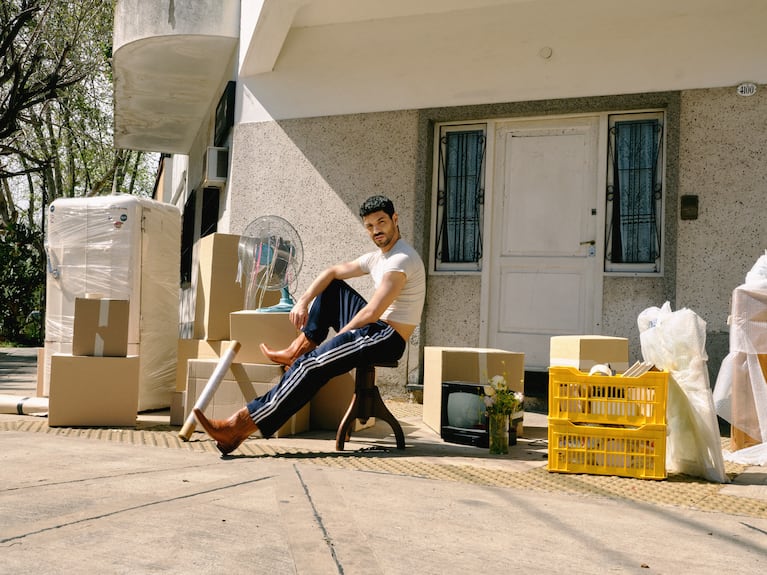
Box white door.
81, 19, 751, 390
486, 117, 602, 370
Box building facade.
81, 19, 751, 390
113, 0, 767, 395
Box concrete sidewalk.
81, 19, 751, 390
1, 347, 767, 574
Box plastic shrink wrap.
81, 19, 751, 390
713, 251, 767, 465
44, 195, 180, 410
638, 303, 728, 483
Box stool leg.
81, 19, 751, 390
335, 365, 406, 451
367, 386, 406, 450
335, 391, 361, 451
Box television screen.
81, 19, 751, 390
446, 391, 486, 430
441, 381, 490, 447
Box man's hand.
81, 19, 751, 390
289, 300, 309, 330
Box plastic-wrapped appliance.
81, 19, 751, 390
44, 195, 181, 411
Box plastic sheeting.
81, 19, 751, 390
44, 195, 181, 410
638, 303, 728, 483
713, 252, 767, 464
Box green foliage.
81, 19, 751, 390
0, 221, 44, 345
1, 0, 157, 207
0, 1, 157, 346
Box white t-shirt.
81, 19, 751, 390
356, 239, 426, 326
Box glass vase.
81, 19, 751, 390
488, 413, 510, 455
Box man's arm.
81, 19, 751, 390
337, 271, 406, 334
289, 260, 365, 329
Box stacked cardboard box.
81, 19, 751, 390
174, 233, 277, 418
48, 297, 139, 427
177, 233, 312, 438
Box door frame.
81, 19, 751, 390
478, 113, 608, 360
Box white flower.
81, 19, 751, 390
489, 375, 506, 389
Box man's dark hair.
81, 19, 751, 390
359, 195, 395, 218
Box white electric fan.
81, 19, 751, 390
237, 215, 304, 312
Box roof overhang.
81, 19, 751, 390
112, 0, 239, 153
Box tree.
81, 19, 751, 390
0, 219, 43, 344
1, 0, 155, 225
0, 0, 158, 343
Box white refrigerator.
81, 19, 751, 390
44, 195, 181, 411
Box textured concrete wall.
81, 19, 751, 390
677, 85, 767, 383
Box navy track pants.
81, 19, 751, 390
246, 280, 405, 438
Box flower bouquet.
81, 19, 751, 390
483, 374, 524, 454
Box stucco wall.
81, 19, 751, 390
224, 87, 766, 396
677, 85, 767, 382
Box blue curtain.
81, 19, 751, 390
439, 130, 485, 263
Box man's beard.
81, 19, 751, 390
375, 233, 394, 248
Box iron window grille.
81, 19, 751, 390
605, 113, 664, 274
434, 124, 486, 272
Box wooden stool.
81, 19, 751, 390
335, 361, 405, 451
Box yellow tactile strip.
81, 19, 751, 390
2, 416, 765, 520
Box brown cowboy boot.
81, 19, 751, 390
259, 332, 317, 367
194, 407, 258, 455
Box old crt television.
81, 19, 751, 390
441, 381, 491, 447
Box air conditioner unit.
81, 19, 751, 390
203, 146, 229, 188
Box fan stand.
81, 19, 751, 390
257, 287, 295, 313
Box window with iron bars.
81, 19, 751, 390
605, 112, 665, 274
432, 124, 486, 272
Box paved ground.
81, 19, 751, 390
1, 347, 766, 574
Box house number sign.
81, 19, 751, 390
736, 82, 757, 97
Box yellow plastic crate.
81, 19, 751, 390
548, 366, 668, 426
548, 418, 667, 480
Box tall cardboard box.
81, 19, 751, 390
229, 310, 298, 364
186, 359, 308, 438
194, 233, 245, 340
72, 297, 129, 356
422, 347, 525, 435
549, 335, 629, 373
48, 355, 139, 427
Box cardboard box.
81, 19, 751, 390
193, 233, 244, 340
48, 354, 139, 427
310, 372, 356, 431
229, 310, 298, 364
309, 372, 377, 432
170, 391, 185, 426
175, 339, 235, 392
422, 347, 525, 435
186, 359, 308, 438
72, 297, 129, 357
549, 335, 629, 373
41, 340, 140, 397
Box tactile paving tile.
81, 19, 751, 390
2, 411, 766, 520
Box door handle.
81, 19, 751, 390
580, 240, 596, 246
